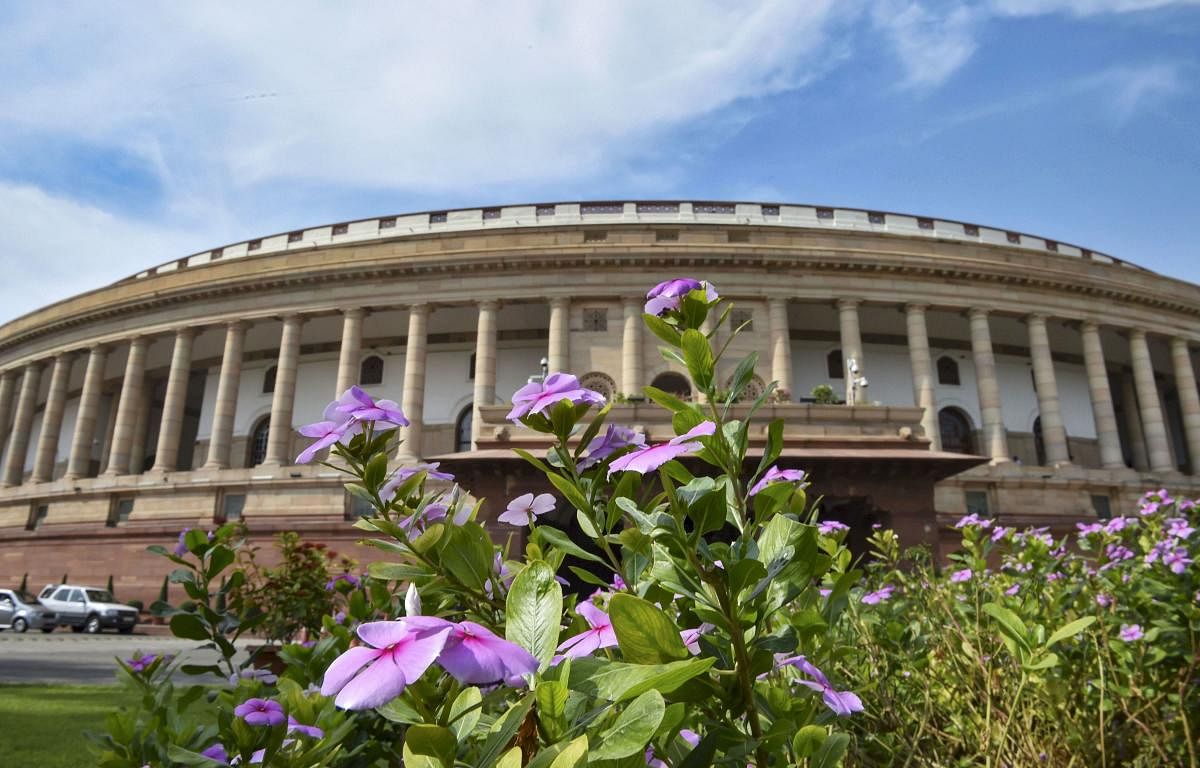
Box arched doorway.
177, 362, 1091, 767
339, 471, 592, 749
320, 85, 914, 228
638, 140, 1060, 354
938, 407, 974, 455
650, 372, 692, 400
455, 405, 473, 452
248, 417, 270, 466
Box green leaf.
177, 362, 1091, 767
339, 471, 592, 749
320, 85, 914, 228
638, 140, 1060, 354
983, 602, 1032, 654
811, 732, 850, 768
609, 594, 689, 664
792, 725, 826, 758
643, 313, 683, 347
169, 613, 209, 641
403, 724, 457, 768
449, 686, 483, 741
537, 525, 605, 564
506, 560, 564, 667
549, 736, 589, 768
564, 657, 715, 702
476, 695, 534, 768
1045, 616, 1096, 648
592, 690, 665, 760
546, 472, 592, 514
680, 329, 714, 391
438, 522, 494, 591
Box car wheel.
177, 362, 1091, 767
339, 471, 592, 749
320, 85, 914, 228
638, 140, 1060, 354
84, 615, 102, 634
12, 617, 28, 633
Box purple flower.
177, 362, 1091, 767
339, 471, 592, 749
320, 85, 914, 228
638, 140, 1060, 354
578, 425, 646, 470
862, 585, 895, 605
320, 618, 452, 710
950, 568, 973, 584
644, 278, 718, 316
818, 520, 850, 536
507, 373, 606, 421
498, 492, 555, 527
287, 715, 324, 739
332, 386, 408, 429
748, 465, 807, 496
607, 421, 716, 476
680, 623, 715, 654
234, 698, 285, 727
437, 620, 539, 685
380, 463, 456, 502
125, 654, 159, 673
1118, 624, 1144, 642
777, 656, 863, 717
556, 601, 619, 659
200, 744, 228, 763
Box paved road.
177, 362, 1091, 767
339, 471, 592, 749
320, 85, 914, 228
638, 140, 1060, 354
0, 632, 252, 685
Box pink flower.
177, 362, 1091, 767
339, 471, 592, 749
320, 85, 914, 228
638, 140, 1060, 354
556, 601, 618, 659
607, 421, 715, 476
748, 465, 807, 496
498, 492, 555, 526
507, 373, 605, 421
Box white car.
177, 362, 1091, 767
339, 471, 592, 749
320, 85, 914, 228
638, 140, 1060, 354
37, 584, 139, 634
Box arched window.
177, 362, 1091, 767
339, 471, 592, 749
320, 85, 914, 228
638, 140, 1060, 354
248, 417, 271, 466
937, 356, 960, 386
359, 355, 384, 386
262, 366, 277, 394
650, 372, 691, 400
826, 349, 844, 379
1033, 416, 1046, 467
939, 407, 974, 455
455, 406, 473, 452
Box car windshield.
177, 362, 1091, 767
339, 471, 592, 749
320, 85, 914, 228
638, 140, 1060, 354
85, 590, 115, 603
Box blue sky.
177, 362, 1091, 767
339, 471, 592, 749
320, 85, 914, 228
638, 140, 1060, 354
1, 1, 1197, 323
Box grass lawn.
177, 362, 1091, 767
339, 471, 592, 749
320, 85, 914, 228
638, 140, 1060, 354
0, 684, 138, 767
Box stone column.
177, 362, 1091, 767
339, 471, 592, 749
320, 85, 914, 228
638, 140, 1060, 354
621, 298, 644, 397
1080, 322, 1124, 469
548, 298, 570, 374
969, 308, 1009, 462
768, 298, 792, 396
905, 304, 940, 451
151, 328, 196, 472
31, 353, 74, 482
0, 371, 18, 451
105, 337, 149, 476
263, 315, 304, 466
202, 322, 247, 469
335, 308, 365, 396
1170, 337, 1200, 475
1026, 314, 1070, 465
3, 363, 43, 486
398, 305, 429, 461
65, 345, 109, 479
1129, 329, 1173, 472
1121, 373, 1149, 470
838, 298, 864, 402
471, 301, 498, 446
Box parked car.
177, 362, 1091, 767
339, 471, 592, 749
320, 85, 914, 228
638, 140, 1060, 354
37, 584, 138, 634
0, 589, 57, 633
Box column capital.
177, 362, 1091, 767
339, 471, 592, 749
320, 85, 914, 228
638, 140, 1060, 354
836, 297, 861, 311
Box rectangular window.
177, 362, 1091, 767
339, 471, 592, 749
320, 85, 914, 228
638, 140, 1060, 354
219, 493, 246, 523
964, 490, 990, 517
582, 308, 608, 332
107, 497, 134, 527
26, 504, 48, 531
730, 309, 754, 332
1091, 494, 1112, 520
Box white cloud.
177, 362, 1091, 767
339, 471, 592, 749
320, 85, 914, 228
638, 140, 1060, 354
989, 0, 1200, 16
0, 182, 213, 322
